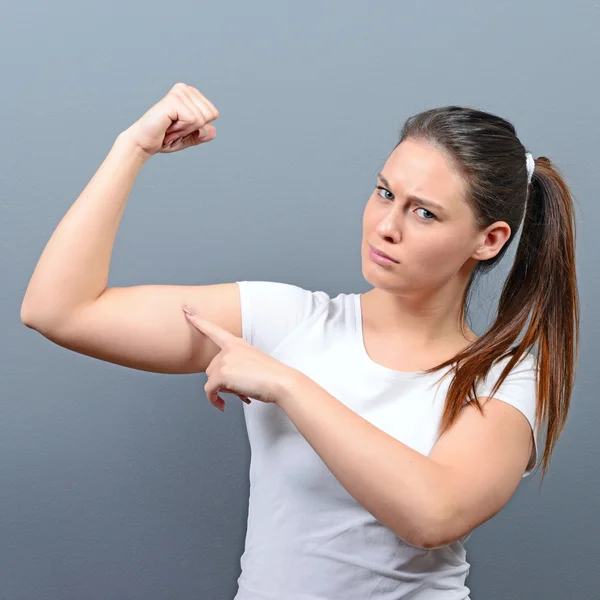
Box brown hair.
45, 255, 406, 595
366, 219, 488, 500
397, 106, 580, 482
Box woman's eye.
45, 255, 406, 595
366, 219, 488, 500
376, 186, 393, 201
376, 186, 436, 222
416, 207, 436, 221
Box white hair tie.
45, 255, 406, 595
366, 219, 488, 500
525, 152, 535, 185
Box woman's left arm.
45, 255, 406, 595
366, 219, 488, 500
181, 309, 533, 550
278, 371, 534, 550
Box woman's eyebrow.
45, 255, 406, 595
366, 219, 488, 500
378, 172, 447, 214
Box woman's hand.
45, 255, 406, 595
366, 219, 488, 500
182, 307, 298, 412
122, 82, 219, 158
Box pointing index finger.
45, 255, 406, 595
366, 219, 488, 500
182, 306, 233, 347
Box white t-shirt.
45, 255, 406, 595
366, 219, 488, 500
233, 280, 539, 600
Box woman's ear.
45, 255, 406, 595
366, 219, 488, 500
472, 221, 512, 261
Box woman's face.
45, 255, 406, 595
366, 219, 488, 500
362, 137, 505, 296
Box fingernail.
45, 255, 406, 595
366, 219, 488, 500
183, 307, 195, 316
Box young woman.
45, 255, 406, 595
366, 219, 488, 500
21, 83, 579, 599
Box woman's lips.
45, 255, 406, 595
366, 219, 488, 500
368, 244, 398, 265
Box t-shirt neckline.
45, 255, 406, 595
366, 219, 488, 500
353, 293, 452, 382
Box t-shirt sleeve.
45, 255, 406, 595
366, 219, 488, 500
235, 280, 330, 356
475, 353, 540, 478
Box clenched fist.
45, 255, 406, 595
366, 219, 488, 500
122, 83, 219, 157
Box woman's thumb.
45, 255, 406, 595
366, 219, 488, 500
195, 124, 216, 143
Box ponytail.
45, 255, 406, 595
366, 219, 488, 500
399, 106, 580, 482
425, 156, 580, 482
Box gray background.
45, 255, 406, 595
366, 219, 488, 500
2, 1, 598, 598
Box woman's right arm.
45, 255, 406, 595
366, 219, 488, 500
20, 84, 241, 375
21, 132, 150, 328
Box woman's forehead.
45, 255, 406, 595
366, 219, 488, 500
383, 140, 469, 211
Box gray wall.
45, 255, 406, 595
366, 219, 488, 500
2, 1, 598, 598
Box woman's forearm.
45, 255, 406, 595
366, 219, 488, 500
21, 131, 151, 328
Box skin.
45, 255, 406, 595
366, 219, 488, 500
360, 137, 512, 368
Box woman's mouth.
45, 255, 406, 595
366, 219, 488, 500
368, 244, 398, 265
